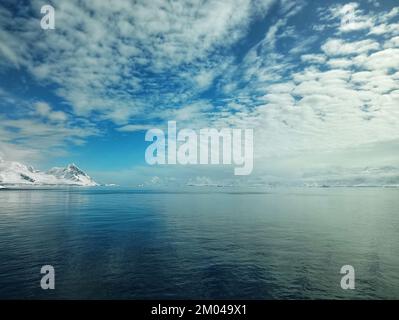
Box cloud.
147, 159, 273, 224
322, 38, 380, 56
327, 58, 353, 69
117, 124, 154, 132
0, 0, 276, 126
0, 91, 97, 163
368, 22, 399, 36
384, 36, 399, 48
301, 54, 327, 64
318, 2, 399, 37
194, 70, 216, 91
380, 6, 399, 22
335, 2, 374, 32
209, 2, 399, 181
34, 101, 68, 122
364, 48, 399, 70
35, 102, 51, 116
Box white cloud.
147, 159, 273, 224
384, 36, 399, 49
0, 90, 97, 163
0, 0, 276, 126
322, 38, 380, 56
35, 102, 51, 117
223, 15, 399, 177
301, 54, 327, 64
194, 70, 216, 90
326, 2, 374, 33
117, 124, 154, 132
364, 48, 399, 70
368, 22, 399, 36
327, 58, 353, 69
34, 101, 68, 122
381, 7, 399, 21
49, 111, 68, 122
0, 115, 98, 163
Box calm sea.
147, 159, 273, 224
0, 187, 398, 299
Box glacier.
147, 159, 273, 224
0, 157, 98, 187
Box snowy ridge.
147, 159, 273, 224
0, 158, 98, 187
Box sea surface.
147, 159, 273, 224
0, 187, 398, 299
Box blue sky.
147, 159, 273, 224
0, 0, 399, 186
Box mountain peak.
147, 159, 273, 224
66, 163, 85, 173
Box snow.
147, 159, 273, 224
0, 157, 98, 187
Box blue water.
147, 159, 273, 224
0, 187, 398, 299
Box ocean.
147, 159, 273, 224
0, 187, 398, 299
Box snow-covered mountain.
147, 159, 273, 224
0, 158, 98, 187
47, 164, 98, 186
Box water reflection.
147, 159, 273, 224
0, 188, 398, 299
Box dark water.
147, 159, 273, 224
0, 187, 398, 299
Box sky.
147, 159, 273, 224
0, 0, 398, 186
